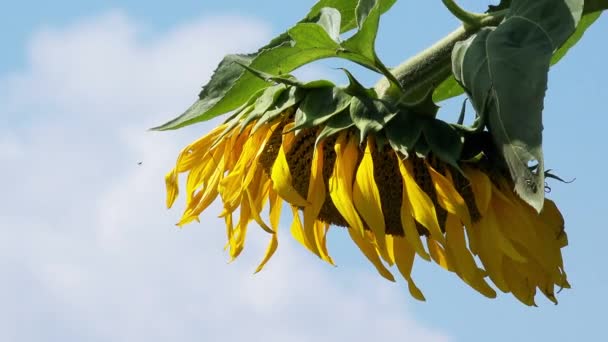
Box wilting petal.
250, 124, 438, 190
348, 228, 395, 282
329, 133, 366, 238
393, 236, 426, 301
353, 137, 390, 264
303, 140, 332, 263
314, 221, 335, 265
271, 130, 309, 207
428, 165, 472, 227
427, 238, 452, 271
254, 233, 278, 274
165, 169, 179, 209
502, 258, 536, 306
398, 158, 445, 245
464, 167, 492, 215
444, 215, 496, 298
398, 157, 431, 261
290, 205, 320, 257
268, 188, 282, 232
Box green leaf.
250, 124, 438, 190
306, 0, 397, 33
583, 0, 608, 13
551, 11, 602, 64
316, 7, 342, 42
434, 3, 604, 103
153, 10, 342, 131
432, 76, 465, 103
341, 0, 403, 89
452, 0, 583, 211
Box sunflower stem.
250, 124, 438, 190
374, 9, 506, 104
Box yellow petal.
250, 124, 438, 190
268, 189, 282, 232
474, 209, 509, 292
428, 165, 472, 227
303, 140, 330, 263
464, 167, 492, 215
503, 258, 536, 306
178, 156, 223, 226
165, 169, 179, 209
246, 187, 274, 234
541, 199, 567, 248
427, 238, 453, 271
444, 215, 496, 298
328, 133, 366, 238
254, 233, 278, 274
348, 228, 395, 282
290, 205, 318, 256
271, 135, 309, 207
353, 137, 391, 264
229, 192, 252, 260
398, 158, 446, 245
314, 221, 335, 265
393, 236, 426, 301
398, 157, 431, 261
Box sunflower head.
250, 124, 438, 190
164, 75, 569, 306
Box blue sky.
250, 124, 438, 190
1, 1, 607, 341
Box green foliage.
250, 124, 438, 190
153, 0, 397, 131
452, 0, 583, 211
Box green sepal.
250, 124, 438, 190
292, 86, 352, 131
384, 110, 423, 157
316, 111, 356, 145
422, 120, 464, 171
251, 86, 305, 133
239, 85, 288, 133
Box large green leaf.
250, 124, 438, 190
155, 0, 397, 131
306, 0, 397, 33
434, 3, 605, 103
452, 0, 583, 211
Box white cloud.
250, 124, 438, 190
0, 10, 450, 342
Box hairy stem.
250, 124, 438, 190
374, 10, 506, 102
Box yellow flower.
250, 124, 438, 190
165, 107, 568, 305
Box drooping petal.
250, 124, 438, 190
271, 126, 309, 207
353, 137, 390, 264
303, 140, 332, 264
393, 236, 426, 301
398, 156, 431, 261
428, 164, 472, 227
165, 169, 179, 209
328, 133, 366, 238
314, 221, 335, 265
254, 233, 278, 274
444, 214, 496, 298
502, 258, 536, 306
464, 167, 492, 215
347, 227, 395, 282
290, 205, 320, 257
398, 158, 446, 245
427, 237, 453, 271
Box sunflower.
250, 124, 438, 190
164, 80, 569, 306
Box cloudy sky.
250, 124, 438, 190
1, 1, 607, 341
